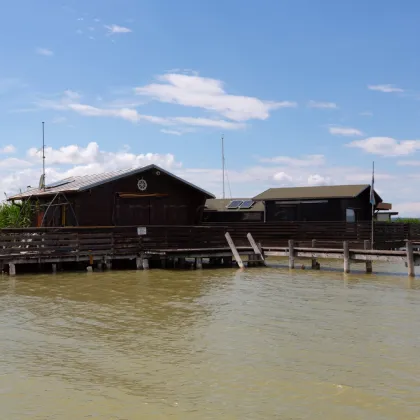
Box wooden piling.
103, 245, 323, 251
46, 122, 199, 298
343, 241, 350, 273
288, 240, 295, 269
195, 257, 203, 269
406, 240, 415, 277
247, 233, 266, 266
142, 258, 149, 270
311, 239, 317, 269
52, 263, 57, 274
136, 257, 143, 270
9, 263, 16, 276
225, 232, 244, 268
364, 240, 373, 273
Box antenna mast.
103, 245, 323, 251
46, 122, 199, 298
221, 134, 225, 199
42, 122, 46, 190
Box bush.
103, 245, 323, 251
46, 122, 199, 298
392, 217, 420, 224
0, 201, 33, 228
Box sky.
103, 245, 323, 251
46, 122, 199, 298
1, 0, 420, 215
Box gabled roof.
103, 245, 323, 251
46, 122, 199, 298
8, 164, 215, 200
205, 198, 265, 212
253, 184, 382, 201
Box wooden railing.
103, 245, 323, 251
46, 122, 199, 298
0, 226, 228, 261
203, 221, 420, 249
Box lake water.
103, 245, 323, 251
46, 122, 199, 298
1, 261, 419, 419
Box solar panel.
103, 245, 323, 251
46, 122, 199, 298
226, 200, 243, 209
239, 200, 255, 209
45, 178, 75, 189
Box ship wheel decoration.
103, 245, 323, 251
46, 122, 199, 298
137, 178, 148, 191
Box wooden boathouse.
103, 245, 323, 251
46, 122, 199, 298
8, 164, 214, 227
2, 166, 419, 276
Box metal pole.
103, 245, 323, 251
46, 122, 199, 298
42, 122, 46, 191
222, 134, 225, 199
371, 161, 374, 249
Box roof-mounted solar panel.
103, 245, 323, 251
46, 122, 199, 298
226, 200, 243, 209
45, 178, 75, 189
239, 200, 255, 209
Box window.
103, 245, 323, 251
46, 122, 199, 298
346, 208, 356, 223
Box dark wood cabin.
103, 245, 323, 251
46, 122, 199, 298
203, 198, 264, 223
8, 165, 214, 227
252, 184, 391, 222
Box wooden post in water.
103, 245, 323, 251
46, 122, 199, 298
311, 239, 317, 269
142, 258, 150, 270
364, 240, 373, 273
225, 232, 244, 269
246, 233, 266, 266
9, 263, 16, 276
288, 240, 295, 269
406, 240, 415, 277
195, 257, 203, 269
343, 241, 350, 273
52, 263, 57, 274
136, 257, 143, 270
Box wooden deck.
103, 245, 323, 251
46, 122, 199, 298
0, 224, 419, 276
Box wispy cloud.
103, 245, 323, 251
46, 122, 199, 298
105, 24, 132, 34
135, 72, 296, 122
0, 145, 16, 154
260, 154, 325, 166
360, 111, 373, 117
397, 160, 420, 166
368, 84, 404, 93
35, 47, 53, 56
307, 100, 338, 109
37, 91, 245, 130
161, 129, 182, 136
329, 126, 363, 137
347, 137, 420, 156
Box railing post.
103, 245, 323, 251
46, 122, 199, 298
288, 239, 295, 269
343, 241, 350, 273
406, 240, 415, 277
364, 240, 372, 273
311, 239, 317, 269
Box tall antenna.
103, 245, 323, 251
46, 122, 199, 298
42, 122, 46, 190
221, 134, 225, 199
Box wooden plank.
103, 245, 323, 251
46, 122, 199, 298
225, 232, 244, 268
246, 232, 265, 264
295, 252, 344, 260
352, 254, 406, 263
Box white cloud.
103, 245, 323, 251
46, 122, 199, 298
0, 145, 16, 154
368, 84, 404, 93
35, 48, 53, 56
347, 137, 420, 156
307, 174, 331, 186
273, 172, 293, 183
307, 100, 338, 109
392, 202, 420, 217
105, 24, 132, 34
135, 72, 296, 122
329, 126, 363, 136
37, 91, 245, 130
260, 154, 325, 166
161, 129, 182, 136
360, 111, 373, 117
76, 29, 83, 35
1, 143, 180, 197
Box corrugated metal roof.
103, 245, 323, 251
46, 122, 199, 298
8, 164, 215, 200
253, 184, 377, 201
205, 198, 264, 212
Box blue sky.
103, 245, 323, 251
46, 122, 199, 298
1, 0, 420, 214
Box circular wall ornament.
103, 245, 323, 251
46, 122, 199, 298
137, 178, 147, 191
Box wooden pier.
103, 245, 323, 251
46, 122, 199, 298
0, 225, 418, 277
